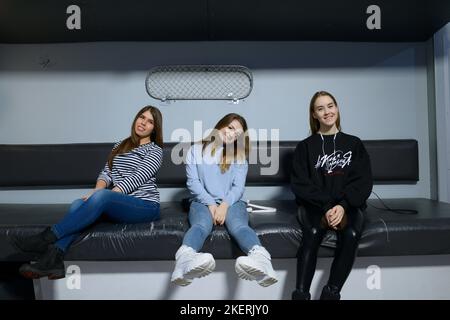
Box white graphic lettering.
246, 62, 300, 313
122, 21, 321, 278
315, 150, 352, 173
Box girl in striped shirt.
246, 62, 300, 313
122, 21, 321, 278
13, 106, 163, 280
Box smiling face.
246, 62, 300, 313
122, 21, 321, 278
219, 119, 244, 144
134, 110, 154, 143
312, 95, 339, 132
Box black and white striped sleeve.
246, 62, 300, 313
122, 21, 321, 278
97, 162, 112, 187
116, 146, 163, 194
97, 141, 122, 188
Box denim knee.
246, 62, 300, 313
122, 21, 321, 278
88, 189, 111, 203
69, 198, 84, 211
194, 219, 213, 236
227, 223, 247, 238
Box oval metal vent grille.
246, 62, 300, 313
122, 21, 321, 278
145, 65, 253, 101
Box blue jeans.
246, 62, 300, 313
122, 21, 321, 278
52, 189, 160, 252
183, 200, 261, 254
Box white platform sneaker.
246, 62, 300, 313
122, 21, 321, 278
235, 245, 278, 287
171, 245, 216, 286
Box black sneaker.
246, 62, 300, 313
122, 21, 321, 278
320, 284, 341, 300
10, 227, 58, 255
19, 245, 65, 280
291, 289, 311, 300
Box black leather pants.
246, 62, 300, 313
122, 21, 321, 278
294, 206, 365, 296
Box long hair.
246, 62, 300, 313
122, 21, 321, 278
309, 91, 342, 135
108, 106, 163, 170
202, 113, 250, 173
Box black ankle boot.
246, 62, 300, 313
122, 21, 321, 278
320, 284, 341, 300
11, 227, 58, 254
19, 245, 65, 280
292, 289, 311, 300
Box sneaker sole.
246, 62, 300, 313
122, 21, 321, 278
235, 263, 278, 287
20, 268, 65, 280
171, 276, 193, 287
257, 275, 278, 287
235, 262, 265, 281
184, 259, 216, 280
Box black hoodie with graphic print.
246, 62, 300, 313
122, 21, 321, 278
291, 132, 373, 214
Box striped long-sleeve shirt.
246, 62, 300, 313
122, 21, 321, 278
97, 141, 163, 203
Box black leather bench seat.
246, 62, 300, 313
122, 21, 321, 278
2, 139, 449, 266
1, 198, 450, 262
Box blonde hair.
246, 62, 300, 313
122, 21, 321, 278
202, 113, 249, 173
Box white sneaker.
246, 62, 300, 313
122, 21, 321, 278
171, 245, 215, 286
235, 245, 278, 287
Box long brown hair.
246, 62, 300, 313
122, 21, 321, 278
202, 113, 250, 173
309, 91, 342, 135
108, 106, 163, 170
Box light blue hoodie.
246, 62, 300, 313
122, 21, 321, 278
186, 143, 248, 206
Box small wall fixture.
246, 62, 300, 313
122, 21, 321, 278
145, 65, 253, 103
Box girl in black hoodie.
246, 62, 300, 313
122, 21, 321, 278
291, 91, 373, 300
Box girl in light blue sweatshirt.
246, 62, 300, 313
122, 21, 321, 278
171, 113, 278, 287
